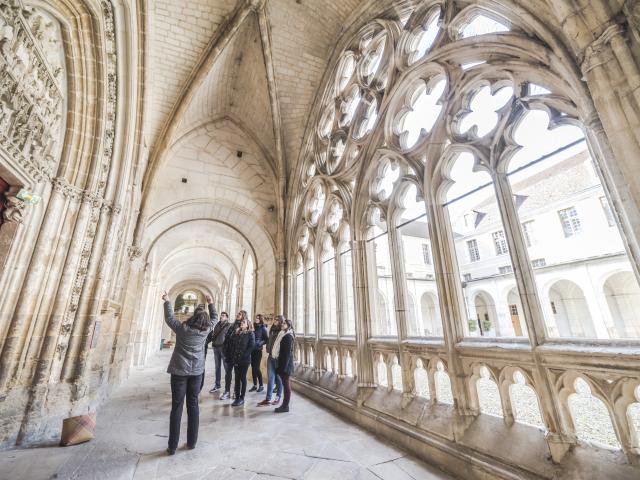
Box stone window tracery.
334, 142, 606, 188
288, 0, 640, 464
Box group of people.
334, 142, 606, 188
161, 291, 295, 456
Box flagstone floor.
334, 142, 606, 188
0, 351, 454, 480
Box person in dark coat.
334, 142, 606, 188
208, 311, 231, 393
258, 315, 284, 406
219, 312, 243, 400
249, 314, 269, 393
162, 291, 217, 455
228, 311, 255, 406
273, 318, 295, 413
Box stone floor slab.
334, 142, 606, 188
0, 352, 454, 480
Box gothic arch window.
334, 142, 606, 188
441, 148, 524, 339
293, 253, 305, 336
505, 107, 640, 340
305, 248, 316, 336
288, 1, 640, 465
320, 233, 338, 336
339, 225, 357, 336
366, 204, 396, 337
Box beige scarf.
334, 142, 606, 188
272, 329, 292, 359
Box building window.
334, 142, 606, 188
467, 239, 480, 262
558, 206, 582, 237
531, 258, 546, 268
522, 220, 535, 247
422, 243, 432, 265
599, 196, 615, 227
463, 273, 472, 282
498, 265, 513, 274
492, 230, 509, 255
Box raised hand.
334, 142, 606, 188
205, 295, 213, 304
161, 290, 169, 302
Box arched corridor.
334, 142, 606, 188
2, 0, 640, 479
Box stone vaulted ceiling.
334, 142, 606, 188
143, 0, 367, 185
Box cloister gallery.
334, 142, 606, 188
1, 0, 640, 479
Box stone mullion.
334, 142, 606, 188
352, 238, 376, 403
312, 256, 321, 375
303, 265, 310, 342
335, 248, 344, 343
426, 198, 475, 422
386, 219, 413, 397
0, 185, 70, 392
493, 172, 573, 461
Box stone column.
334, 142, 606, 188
493, 172, 575, 461
0, 181, 70, 391
352, 239, 376, 404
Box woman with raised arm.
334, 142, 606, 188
161, 291, 217, 455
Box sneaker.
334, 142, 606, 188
274, 405, 289, 413
209, 386, 220, 393
186, 444, 196, 450
249, 386, 257, 392
219, 391, 230, 400
257, 399, 271, 406
271, 397, 280, 405
232, 398, 245, 407
256, 385, 264, 393
166, 448, 176, 456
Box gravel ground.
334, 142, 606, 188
385, 365, 639, 450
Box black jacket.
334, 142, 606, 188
223, 320, 241, 361
210, 319, 232, 348
253, 323, 269, 352
276, 333, 295, 376
229, 330, 255, 366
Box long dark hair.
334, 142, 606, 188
283, 318, 294, 334
270, 314, 284, 333
187, 309, 210, 331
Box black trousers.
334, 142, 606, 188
224, 358, 233, 393
280, 372, 292, 408
251, 350, 263, 386
169, 374, 200, 451
234, 364, 249, 400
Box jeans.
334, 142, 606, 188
169, 374, 200, 451
233, 364, 249, 400
224, 358, 233, 393
213, 347, 225, 388
280, 372, 292, 408
251, 350, 263, 386
266, 355, 283, 401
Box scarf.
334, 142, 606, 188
272, 329, 292, 359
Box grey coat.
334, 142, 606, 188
163, 301, 217, 376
